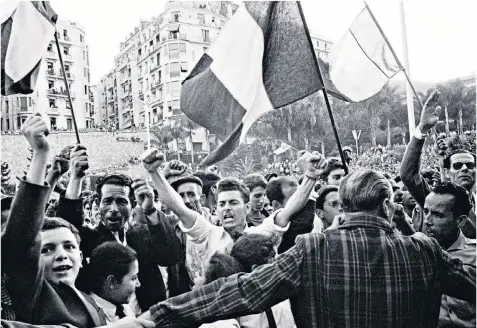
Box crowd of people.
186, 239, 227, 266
1, 90, 476, 328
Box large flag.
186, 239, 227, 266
328, 7, 401, 102
180, 2, 323, 166
1, 1, 57, 96
273, 142, 292, 155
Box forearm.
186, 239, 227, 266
275, 176, 316, 227
149, 170, 196, 228
65, 176, 83, 199
400, 137, 428, 207
26, 152, 49, 186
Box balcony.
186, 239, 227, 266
139, 91, 144, 100
59, 35, 72, 44
47, 88, 75, 99
108, 84, 114, 90
63, 54, 73, 62
120, 76, 130, 85
151, 80, 161, 90
65, 72, 75, 80
46, 69, 60, 78
46, 51, 57, 60
150, 65, 160, 73
121, 90, 131, 99
47, 107, 60, 116
108, 97, 114, 104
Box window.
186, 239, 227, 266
67, 119, 72, 130
169, 31, 178, 39
169, 43, 179, 58
85, 85, 88, 95
83, 51, 86, 60
50, 118, 57, 130
47, 44, 52, 52
170, 63, 180, 78
202, 29, 210, 42
47, 62, 54, 70
156, 34, 160, 43
85, 103, 88, 112
197, 13, 205, 25
158, 70, 162, 84
180, 62, 188, 72
63, 29, 68, 39
20, 97, 27, 110
316, 40, 320, 48
172, 100, 181, 115
48, 80, 54, 89
171, 81, 181, 97
80, 34, 84, 42
179, 43, 186, 53
6, 119, 9, 130
158, 85, 163, 101
156, 53, 161, 67
203, 47, 208, 53
84, 68, 87, 77
49, 99, 56, 108
29, 97, 32, 106
172, 11, 180, 22
5, 100, 9, 111
63, 47, 69, 55
17, 117, 21, 129
150, 40, 153, 46
138, 48, 142, 56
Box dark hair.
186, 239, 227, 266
242, 173, 267, 193
230, 234, 275, 272
320, 158, 345, 181
42, 217, 81, 245
431, 182, 472, 218
339, 169, 392, 213
443, 150, 476, 169
95, 174, 135, 206
217, 178, 250, 203
89, 242, 138, 294
203, 252, 244, 285
193, 171, 220, 196
316, 185, 339, 210
266, 176, 297, 204
394, 176, 402, 183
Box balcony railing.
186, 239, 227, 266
46, 51, 57, 59
65, 72, 75, 79
150, 65, 160, 73
63, 54, 73, 62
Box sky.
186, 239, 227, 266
48, 0, 477, 85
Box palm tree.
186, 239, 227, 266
175, 115, 201, 164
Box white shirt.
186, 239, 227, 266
90, 293, 136, 324
180, 210, 289, 286
238, 300, 296, 328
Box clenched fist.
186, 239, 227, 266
302, 151, 327, 180
132, 178, 155, 214
21, 113, 50, 153
163, 160, 187, 179
70, 144, 89, 178
140, 148, 166, 173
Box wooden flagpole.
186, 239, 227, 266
296, 2, 349, 174
54, 31, 81, 144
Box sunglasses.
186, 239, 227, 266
452, 162, 475, 170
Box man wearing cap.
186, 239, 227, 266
192, 170, 221, 217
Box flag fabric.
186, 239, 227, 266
273, 142, 292, 155
328, 7, 401, 102
180, 2, 323, 166
1, 1, 57, 96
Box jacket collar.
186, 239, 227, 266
448, 230, 475, 251
339, 213, 394, 233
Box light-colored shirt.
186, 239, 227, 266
90, 293, 136, 324
180, 210, 289, 285
238, 300, 296, 328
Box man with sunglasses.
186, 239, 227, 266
400, 90, 476, 238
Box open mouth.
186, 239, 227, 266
53, 265, 72, 273
223, 213, 234, 222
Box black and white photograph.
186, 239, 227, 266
1, 0, 476, 327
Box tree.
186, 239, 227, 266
175, 115, 201, 164
163, 118, 189, 161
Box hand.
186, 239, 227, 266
105, 317, 155, 328
132, 178, 155, 213
50, 156, 70, 176
392, 204, 406, 224
418, 90, 441, 134
303, 151, 327, 180
163, 160, 187, 178
21, 113, 50, 153
297, 150, 309, 173
140, 148, 165, 173
326, 213, 346, 230
69, 144, 89, 178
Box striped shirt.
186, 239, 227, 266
150, 215, 476, 328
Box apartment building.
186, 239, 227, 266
311, 34, 333, 61
1, 20, 93, 131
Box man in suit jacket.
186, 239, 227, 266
56, 145, 182, 311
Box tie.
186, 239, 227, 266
265, 308, 277, 328
115, 304, 126, 319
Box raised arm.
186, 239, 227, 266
140, 149, 198, 229
400, 91, 441, 208
131, 178, 182, 266
56, 145, 89, 230
273, 152, 325, 228
1, 114, 51, 321
44, 154, 70, 204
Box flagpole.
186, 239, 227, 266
54, 31, 81, 144
363, 2, 423, 110
296, 2, 348, 174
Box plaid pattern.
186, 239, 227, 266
150, 215, 476, 328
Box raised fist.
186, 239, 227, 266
21, 113, 50, 153
140, 148, 165, 173
163, 160, 187, 178
418, 90, 441, 134
50, 156, 70, 176
132, 178, 155, 213
70, 144, 89, 178
435, 134, 448, 157
303, 151, 327, 180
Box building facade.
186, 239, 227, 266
1, 20, 93, 132
311, 34, 333, 62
